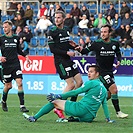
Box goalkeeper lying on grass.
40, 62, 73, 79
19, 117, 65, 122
23, 65, 114, 123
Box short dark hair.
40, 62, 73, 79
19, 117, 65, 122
101, 24, 112, 33
89, 65, 100, 73
3, 20, 13, 27
55, 10, 66, 18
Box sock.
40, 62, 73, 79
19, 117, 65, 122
18, 91, 24, 106
70, 95, 78, 102
2, 91, 8, 102
34, 102, 54, 120
111, 94, 120, 113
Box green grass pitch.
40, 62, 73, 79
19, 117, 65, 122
0, 94, 132, 133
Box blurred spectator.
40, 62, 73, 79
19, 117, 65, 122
55, 3, 65, 12
124, 29, 133, 48
78, 14, 89, 36
13, 14, 25, 30
34, 15, 53, 36
80, 5, 90, 20
23, 5, 33, 26
112, 13, 121, 30
130, 9, 133, 22
111, 13, 121, 38
11, 3, 25, 25
105, 3, 116, 19
70, 3, 81, 25
75, 37, 87, 56
47, 4, 55, 23
7, 0, 18, 16
15, 26, 24, 37
0, 9, 1, 21
14, 3, 25, 18
19, 26, 33, 54
121, 13, 132, 26
120, 1, 131, 19
106, 15, 113, 26
37, 4, 47, 20
93, 13, 107, 33
64, 13, 74, 33
119, 25, 131, 47
87, 15, 97, 36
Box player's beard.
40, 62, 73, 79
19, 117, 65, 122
56, 21, 64, 27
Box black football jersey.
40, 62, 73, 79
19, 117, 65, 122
81, 38, 121, 71
47, 26, 74, 63
0, 34, 26, 68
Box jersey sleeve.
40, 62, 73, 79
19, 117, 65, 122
102, 96, 110, 119
115, 41, 121, 62
81, 42, 96, 55
60, 81, 92, 99
47, 30, 67, 56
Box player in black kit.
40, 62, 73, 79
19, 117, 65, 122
76, 24, 128, 118
47, 10, 83, 118
0, 20, 30, 112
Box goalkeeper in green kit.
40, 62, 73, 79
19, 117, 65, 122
23, 65, 114, 123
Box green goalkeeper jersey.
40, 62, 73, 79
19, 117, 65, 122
61, 78, 110, 119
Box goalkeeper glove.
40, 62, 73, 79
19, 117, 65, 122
47, 93, 62, 102
106, 118, 115, 123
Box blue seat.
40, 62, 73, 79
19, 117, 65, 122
73, 36, 80, 44
39, 37, 47, 47
47, 48, 53, 56
120, 48, 132, 57
30, 37, 38, 47
90, 36, 98, 42
29, 48, 37, 55
72, 26, 79, 35
37, 48, 47, 55
1, 15, 9, 22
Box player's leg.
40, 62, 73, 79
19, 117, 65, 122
23, 102, 55, 122
53, 100, 80, 122
70, 73, 83, 101
13, 66, 29, 112
1, 82, 12, 111
15, 78, 29, 112
109, 83, 128, 118
100, 73, 128, 118
1, 68, 12, 112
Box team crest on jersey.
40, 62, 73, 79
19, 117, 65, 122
112, 45, 116, 50
14, 39, 17, 43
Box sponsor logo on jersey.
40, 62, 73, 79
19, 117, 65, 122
60, 36, 69, 43
59, 34, 62, 36
5, 43, 17, 47
4, 40, 7, 42
101, 47, 104, 50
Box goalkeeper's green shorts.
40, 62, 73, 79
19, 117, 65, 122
64, 100, 94, 122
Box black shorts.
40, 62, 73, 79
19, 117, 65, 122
99, 72, 115, 90
3, 66, 23, 83
55, 61, 80, 80
0, 67, 4, 82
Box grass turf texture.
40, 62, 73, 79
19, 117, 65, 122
0, 94, 132, 133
